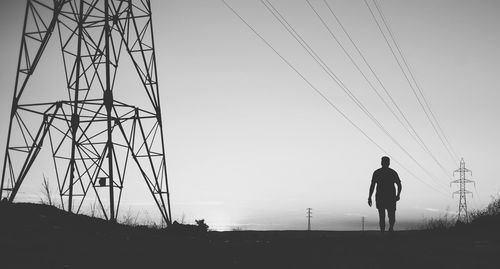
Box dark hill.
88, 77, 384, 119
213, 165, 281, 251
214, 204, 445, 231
0, 202, 208, 269
0, 202, 499, 269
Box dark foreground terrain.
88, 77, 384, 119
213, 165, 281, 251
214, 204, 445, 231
0, 203, 499, 269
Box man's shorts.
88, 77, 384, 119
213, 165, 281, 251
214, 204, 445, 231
376, 196, 396, 211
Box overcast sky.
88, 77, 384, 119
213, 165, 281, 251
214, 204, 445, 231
0, 0, 499, 230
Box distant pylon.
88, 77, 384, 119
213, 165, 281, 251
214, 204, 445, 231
306, 208, 312, 231
451, 158, 474, 223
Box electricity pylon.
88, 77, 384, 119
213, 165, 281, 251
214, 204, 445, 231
451, 158, 474, 223
0, 0, 171, 224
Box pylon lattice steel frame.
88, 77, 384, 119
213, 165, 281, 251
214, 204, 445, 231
0, 0, 171, 224
451, 158, 474, 223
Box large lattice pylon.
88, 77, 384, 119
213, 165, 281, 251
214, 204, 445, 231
1, 0, 171, 224
451, 158, 474, 223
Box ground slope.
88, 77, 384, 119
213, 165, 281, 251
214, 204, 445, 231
0, 203, 499, 269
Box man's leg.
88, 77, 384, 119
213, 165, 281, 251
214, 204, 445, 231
388, 208, 396, 232
377, 208, 386, 232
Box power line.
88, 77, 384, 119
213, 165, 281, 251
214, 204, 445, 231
365, 0, 456, 162
220, 0, 449, 196
365, 0, 459, 163
372, 0, 460, 163
318, 0, 453, 182
473, 183, 483, 208
261, 0, 449, 191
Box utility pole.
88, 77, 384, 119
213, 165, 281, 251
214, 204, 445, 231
306, 208, 312, 231
451, 158, 474, 223
361, 216, 365, 232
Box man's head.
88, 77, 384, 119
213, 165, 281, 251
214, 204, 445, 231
381, 156, 390, 168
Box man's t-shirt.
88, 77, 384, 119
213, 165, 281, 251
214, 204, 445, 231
372, 167, 401, 209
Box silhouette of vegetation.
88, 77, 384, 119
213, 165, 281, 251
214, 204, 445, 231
468, 195, 500, 228
419, 212, 455, 231
39, 175, 56, 207
120, 208, 140, 226
168, 219, 209, 234
420, 196, 500, 231
88, 199, 102, 218
196, 219, 209, 232
139, 212, 166, 229
179, 212, 186, 224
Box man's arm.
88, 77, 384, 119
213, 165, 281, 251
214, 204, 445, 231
395, 172, 402, 201
368, 173, 376, 207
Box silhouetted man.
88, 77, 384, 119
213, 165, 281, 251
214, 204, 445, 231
368, 156, 402, 233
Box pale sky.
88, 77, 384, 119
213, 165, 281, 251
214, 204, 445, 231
0, 0, 499, 230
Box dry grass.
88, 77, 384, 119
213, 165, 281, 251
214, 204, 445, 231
39, 175, 56, 207
419, 213, 456, 230
420, 195, 500, 230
